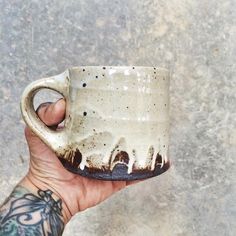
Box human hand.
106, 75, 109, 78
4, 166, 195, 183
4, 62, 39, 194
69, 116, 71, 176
21, 99, 139, 222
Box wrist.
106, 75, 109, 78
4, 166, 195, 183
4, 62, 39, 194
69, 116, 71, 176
20, 175, 73, 224
1, 181, 66, 235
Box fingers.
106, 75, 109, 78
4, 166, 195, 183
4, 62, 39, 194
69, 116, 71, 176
111, 181, 127, 192
126, 179, 144, 186
112, 179, 143, 193
36, 99, 66, 126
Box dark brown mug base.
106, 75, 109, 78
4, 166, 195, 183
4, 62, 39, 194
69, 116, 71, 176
59, 158, 170, 181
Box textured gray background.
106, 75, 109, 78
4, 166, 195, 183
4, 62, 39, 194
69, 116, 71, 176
0, 0, 235, 235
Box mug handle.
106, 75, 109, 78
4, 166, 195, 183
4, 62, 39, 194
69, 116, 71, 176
20, 71, 69, 153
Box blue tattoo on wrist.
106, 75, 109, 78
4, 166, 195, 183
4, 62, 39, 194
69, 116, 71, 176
0, 187, 64, 236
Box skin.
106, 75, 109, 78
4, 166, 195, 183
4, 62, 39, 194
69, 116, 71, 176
20, 99, 140, 223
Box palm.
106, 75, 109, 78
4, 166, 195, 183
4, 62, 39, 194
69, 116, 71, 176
25, 100, 137, 213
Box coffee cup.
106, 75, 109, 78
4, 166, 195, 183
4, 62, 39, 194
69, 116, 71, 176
21, 66, 170, 180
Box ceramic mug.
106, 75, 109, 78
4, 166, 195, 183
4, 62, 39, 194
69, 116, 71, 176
21, 66, 170, 180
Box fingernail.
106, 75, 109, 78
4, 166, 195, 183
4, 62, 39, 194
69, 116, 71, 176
36, 102, 53, 114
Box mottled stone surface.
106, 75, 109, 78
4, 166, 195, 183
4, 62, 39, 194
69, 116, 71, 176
0, 0, 235, 235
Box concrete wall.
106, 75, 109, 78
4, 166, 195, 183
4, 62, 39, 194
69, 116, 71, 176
0, 0, 235, 235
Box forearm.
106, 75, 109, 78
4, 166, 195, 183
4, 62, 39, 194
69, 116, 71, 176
0, 178, 69, 236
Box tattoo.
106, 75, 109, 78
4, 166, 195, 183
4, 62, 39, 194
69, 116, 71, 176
0, 186, 64, 236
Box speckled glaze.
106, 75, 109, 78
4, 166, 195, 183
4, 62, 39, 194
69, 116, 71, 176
21, 66, 170, 180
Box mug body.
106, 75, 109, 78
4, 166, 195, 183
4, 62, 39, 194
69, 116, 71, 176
60, 66, 170, 180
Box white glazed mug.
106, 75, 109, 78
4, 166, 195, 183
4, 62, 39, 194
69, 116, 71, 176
21, 66, 170, 180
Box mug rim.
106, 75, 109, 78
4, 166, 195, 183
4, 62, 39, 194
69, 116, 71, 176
69, 66, 169, 72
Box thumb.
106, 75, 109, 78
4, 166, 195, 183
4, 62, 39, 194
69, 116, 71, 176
36, 99, 66, 127
25, 99, 66, 139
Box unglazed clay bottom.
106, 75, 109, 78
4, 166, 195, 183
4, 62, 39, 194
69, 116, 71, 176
21, 66, 170, 180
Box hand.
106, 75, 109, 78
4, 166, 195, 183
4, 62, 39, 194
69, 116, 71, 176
22, 99, 139, 222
